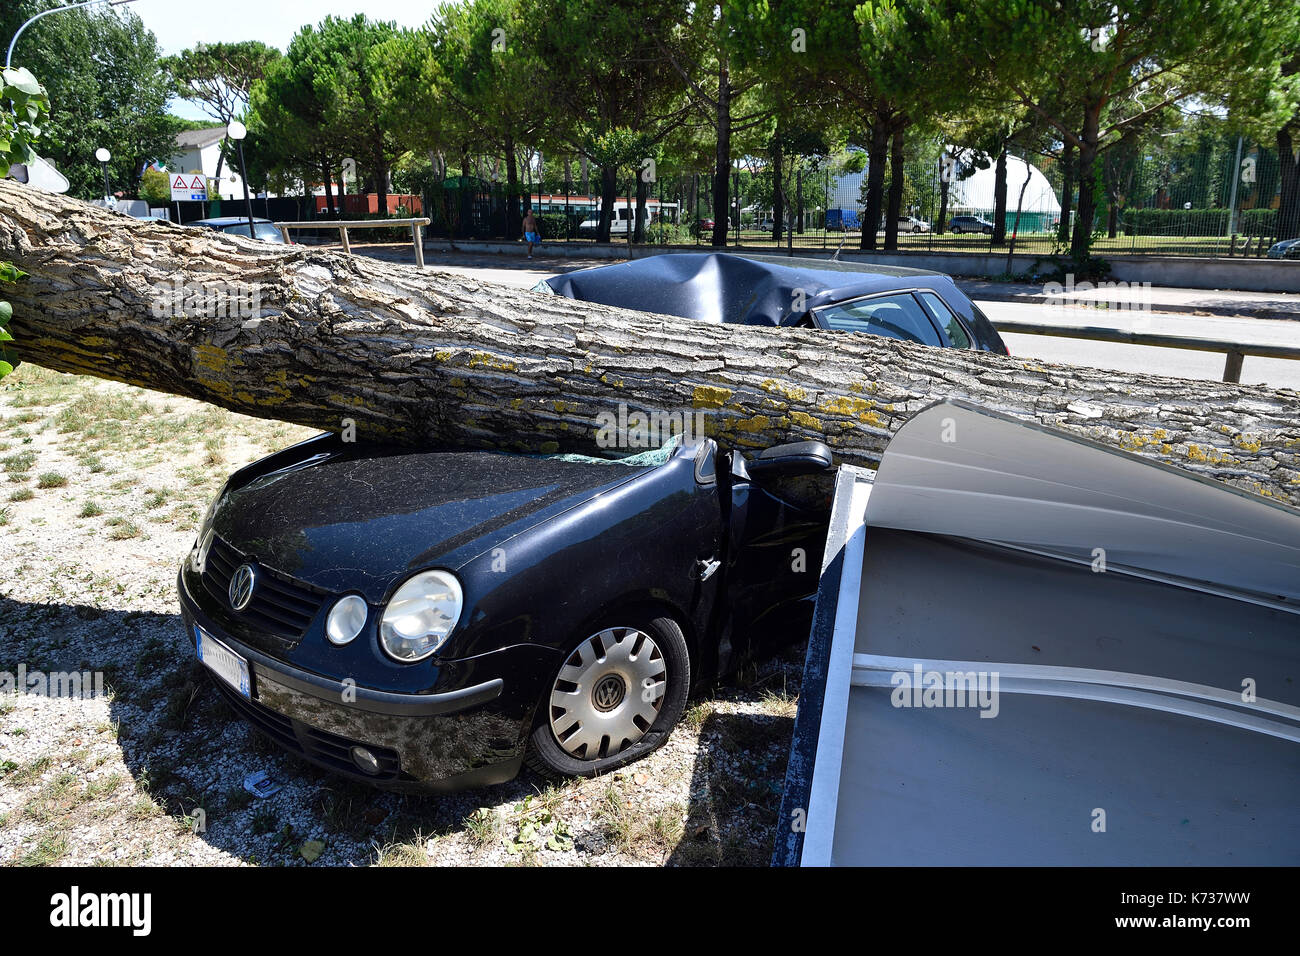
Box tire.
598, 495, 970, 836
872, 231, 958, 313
982, 226, 992, 235
525, 615, 690, 779
951, 225, 962, 234
912, 225, 922, 233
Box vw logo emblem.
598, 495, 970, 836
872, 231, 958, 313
592, 674, 626, 712
228, 563, 256, 611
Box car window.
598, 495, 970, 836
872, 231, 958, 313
918, 291, 971, 349
223, 223, 282, 241
815, 293, 943, 347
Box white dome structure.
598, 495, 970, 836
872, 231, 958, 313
949, 154, 1061, 215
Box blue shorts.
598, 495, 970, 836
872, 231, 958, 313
525, 231, 540, 243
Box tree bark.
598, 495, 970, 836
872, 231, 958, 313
1276, 126, 1299, 242
1071, 105, 1102, 257
597, 166, 617, 243
504, 140, 520, 241
884, 127, 905, 252
1, 181, 1297, 506
860, 117, 889, 250
991, 146, 1008, 245
711, 61, 731, 248
771, 138, 784, 244
1057, 140, 1074, 245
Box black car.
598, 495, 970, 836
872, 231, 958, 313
179, 431, 834, 790
188, 216, 286, 244
948, 215, 994, 234
1266, 237, 1300, 259
542, 252, 1008, 354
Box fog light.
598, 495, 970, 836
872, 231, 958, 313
326, 594, 368, 646
350, 745, 380, 775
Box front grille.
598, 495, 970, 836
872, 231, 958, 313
213, 680, 403, 781
202, 535, 327, 640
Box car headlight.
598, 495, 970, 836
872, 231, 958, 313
379, 570, 463, 662
326, 594, 368, 646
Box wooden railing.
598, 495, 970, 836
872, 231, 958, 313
275, 218, 432, 267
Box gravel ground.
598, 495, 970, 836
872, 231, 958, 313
0, 365, 805, 866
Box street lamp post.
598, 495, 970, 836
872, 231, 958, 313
226, 121, 257, 242
94, 147, 111, 202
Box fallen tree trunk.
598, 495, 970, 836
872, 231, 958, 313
2, 180, 1298, 506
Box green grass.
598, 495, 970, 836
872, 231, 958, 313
78, 501, 104, 518
105, 517, 142, 540
2, 450, 35, 473
36, 472, 68, 489
8, 488, 34, 502
16, 832, 69, 866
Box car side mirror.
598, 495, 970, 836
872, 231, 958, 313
747, 440, 834, 479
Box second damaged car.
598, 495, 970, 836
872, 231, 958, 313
178, 432, 833, 791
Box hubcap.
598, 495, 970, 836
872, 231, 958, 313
549, 627, 666, 760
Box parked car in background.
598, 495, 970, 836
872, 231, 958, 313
898, 216, 930, 233
542, 252, 1008, 354
576, 207, 654, 239
1267, 237, 1300, 259
948, 215, 994, 234
188, 216, 287, 244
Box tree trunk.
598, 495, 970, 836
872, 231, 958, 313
771, 139, 784, 244
991, 146, 1008, 245
937, 176, 949, 235
884, 127, 905, 251
861, 116, 889, 250
504, 140, 520, 241
1276, 126, 1299, 242
1071, 106, 1102, 257
1058, 140, 1074, 245
711, 62, 732, 248
1, 181, 1296, 505
320, 158, 334, 219
597, 166, 617, 243
796, 167, 804, 234
634, 174, 647, 244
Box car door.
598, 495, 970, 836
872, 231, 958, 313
716, 451, 831, 671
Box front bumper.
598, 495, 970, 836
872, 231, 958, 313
178, 568, 552, 792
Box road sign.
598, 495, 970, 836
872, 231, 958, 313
170, 173, 207, 202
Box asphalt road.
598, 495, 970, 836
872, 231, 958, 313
414, 254, 1300, 391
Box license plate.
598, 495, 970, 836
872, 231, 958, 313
196, 626, 251, 699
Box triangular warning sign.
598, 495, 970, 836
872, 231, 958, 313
190, 175, 205, 190
172, 175, 187, 189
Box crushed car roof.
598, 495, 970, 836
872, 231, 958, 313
544, 252, 951, 327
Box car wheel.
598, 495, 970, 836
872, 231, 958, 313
526, 617, 690, 779
912, 225, 922, 233
951, 225, 962, 234
982, 226, 992, 234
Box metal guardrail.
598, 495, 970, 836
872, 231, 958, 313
992, 318, 1300, 383
275, 218, 432, 267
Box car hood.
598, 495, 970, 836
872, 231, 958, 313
211, 439, 652, 601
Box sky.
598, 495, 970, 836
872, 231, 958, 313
119, 0, 438, 120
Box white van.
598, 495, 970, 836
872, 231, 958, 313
577, 204, 654, 238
